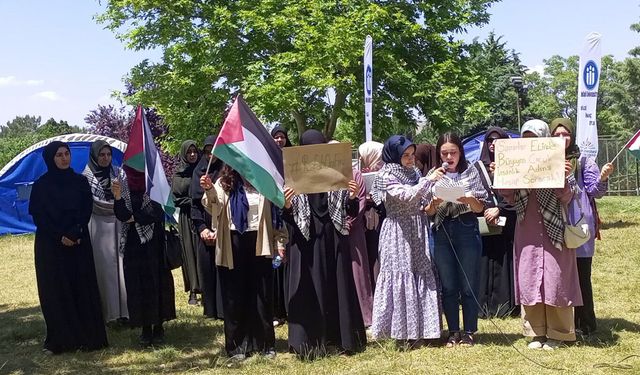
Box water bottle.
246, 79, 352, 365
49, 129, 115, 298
272, 255, 282, 269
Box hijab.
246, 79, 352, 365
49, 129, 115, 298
42, 141, 75, 182
87, 140, 114, 200
358, 141, 384, 172
174, 140, 199, 177
479, 127, 510, 168
414, 143, 437, 177
270, 125, 292, 147
371, 135, 421, 205
521, 119, 550, 137
550, 118, 581, 178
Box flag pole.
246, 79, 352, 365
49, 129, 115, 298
204, 153, 214, 176
610, 144, 627, 164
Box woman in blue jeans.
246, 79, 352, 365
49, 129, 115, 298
425, 132, 488, 347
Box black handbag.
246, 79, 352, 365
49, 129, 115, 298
164, 225, 183, 270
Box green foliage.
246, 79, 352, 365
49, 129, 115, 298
0, 116, 83, 169
98, 0, 497, 147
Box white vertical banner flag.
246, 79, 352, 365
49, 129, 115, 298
576, 32, 602, 159
364, 35, 373, 142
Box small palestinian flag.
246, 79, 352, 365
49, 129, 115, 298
624, 128, 640, 160
213, 95, 285, 208
123, 105, 175, 215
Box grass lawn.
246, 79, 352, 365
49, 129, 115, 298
0, 196, 639, 374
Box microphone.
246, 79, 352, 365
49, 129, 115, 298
441, 162, 449, 171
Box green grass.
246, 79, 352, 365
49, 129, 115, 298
1, 196, 639, 374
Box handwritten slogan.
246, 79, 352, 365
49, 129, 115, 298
493, 138, 566, 189
283, 143, 353, 194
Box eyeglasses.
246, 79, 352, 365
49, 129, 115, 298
554, 132, 571, 138
486, 138, 500, 144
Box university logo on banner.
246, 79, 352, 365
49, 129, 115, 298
576, 32, 602, 159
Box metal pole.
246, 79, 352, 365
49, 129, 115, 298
516, 96, 521, 132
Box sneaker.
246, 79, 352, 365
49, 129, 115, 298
42, 348, 54, 356
445, 332, 461, 348
264, 350, 277, 360
543, 339, 562, 350
527, 336, 546, 349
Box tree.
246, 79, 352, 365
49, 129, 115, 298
0, 115, 41, 138
98, 0, 497, 147
36, 118, 83, 138
85, 104, 179, 176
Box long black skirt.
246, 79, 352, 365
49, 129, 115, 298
478, 210, 518, 318
196, 237, 224, 319
218, 231, 275, 356
287, 215, 366, 357
178, 210, 200, 293
35, 232, 108, 353
123, 231, 176, 327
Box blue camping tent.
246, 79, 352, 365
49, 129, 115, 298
462, 130, 520, 163
0, 134, 127, 235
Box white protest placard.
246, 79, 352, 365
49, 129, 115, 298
493, 138, 566, 189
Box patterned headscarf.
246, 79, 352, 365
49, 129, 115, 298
358, 141, 384, 172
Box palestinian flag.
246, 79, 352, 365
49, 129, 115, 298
123, 105, 175, 215
213, 95, 285, 208
624, 128, 640, 159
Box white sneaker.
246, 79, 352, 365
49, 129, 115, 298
543, 339, 562, 350
527, 340, 544, 349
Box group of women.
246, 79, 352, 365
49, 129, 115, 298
30, 117, 613, 358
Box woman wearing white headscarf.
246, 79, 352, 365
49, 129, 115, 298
358, 141, 384, 286
497, 119, 581, 350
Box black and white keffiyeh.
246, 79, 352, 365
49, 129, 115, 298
291, 190, 350, 241
370, 163, 421, 205
117, 168, 154, 254
82, 165, 116, 202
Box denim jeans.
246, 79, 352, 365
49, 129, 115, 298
433, 212, 482, 334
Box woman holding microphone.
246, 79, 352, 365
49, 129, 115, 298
424, 132, 488, 347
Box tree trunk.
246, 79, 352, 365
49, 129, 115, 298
323, 89, 346, 140
291, 110, 307, 144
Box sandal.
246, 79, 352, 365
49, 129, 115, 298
445, 332, 461, 348
459, 333, 474, 347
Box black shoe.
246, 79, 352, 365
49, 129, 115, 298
140, 326, 152, 347
188, 292, 198, 306
152, 325, 165, 345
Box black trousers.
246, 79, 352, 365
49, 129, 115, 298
575, 257, 596, 334
218, 231, 275, 356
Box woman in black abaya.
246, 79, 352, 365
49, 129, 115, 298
190, 135, 225, 319
283, 130, 366, 358
171, 140, 201, 305
477, 127, 519, 318
29, 141, 108, 354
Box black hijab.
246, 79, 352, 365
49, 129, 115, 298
87, 140, 114, 200
43, 141, 75, 182
175, 140, 199, 177
479, 127, 510, 168
31, 141, 92, 241
271, 125, 293, 147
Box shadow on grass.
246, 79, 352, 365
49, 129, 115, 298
578, 317, 640, 348
0, 304, 241, 374
601, 220, 637, 230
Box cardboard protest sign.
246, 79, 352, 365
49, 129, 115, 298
493, 137, 566, 189
283, 143, 353, 194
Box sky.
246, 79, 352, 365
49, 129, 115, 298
1, 0, 639, 128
